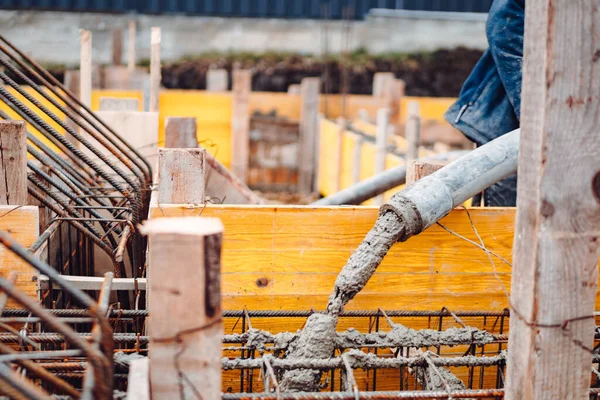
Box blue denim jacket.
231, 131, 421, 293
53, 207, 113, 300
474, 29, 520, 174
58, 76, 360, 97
444, 0, 524, 205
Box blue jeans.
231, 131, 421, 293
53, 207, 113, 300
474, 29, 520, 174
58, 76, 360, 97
444, 0, 524, 206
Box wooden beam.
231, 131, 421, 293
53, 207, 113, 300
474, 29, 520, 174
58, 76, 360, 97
298, 77, 320, 194
231, 69, 251, 183
164, 117, 198, 148
37, 275, 146, 291
79, 29, 92, 108
405, 160, 446, 186
126, 358, 150, 400
405, 100, 421, 161
158, 148, 206, 205
98, 97, 139, 112
149, 27, 161, 113
505, 1, 600, 399
111, 29, 123, 66
0, 120, 27, 205
373, 108, 390, 205
127, 20, 136, 73
206, 69, 228, 92
142, 217, 223, 400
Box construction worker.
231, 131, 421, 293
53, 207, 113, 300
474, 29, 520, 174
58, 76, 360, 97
444, 0, 524, 206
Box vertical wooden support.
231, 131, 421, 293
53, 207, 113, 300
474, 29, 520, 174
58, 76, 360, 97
405, 101, 421, 161
298, 77, 320, 194
79, 29, 92, 108
334, 117, 345, 192
158, 148, 206, 205
390, 79, 406, 125
126, 358, 150, 400
373, 108, 390, 205
405, 160, 446, 186
142, 217, 223, 400
352, 136, 363, 185
99, 97, 139, 112
165, 117, 198, 148
127, 20, 136, 73
231, 69, 251, 183
0, 121, 27, 205
112, 29, 123, 66
372, 72, 394, 97
206, 69, 228, 92
357, 108, 369, 122
505, 2, 600, 399
149, 27, 161, 113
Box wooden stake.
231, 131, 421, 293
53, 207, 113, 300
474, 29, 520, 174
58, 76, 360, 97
372, 72, 394, 97
79, 29, 92, 108
158, 148, 206, 205
298, 77, 320, 194
405, 160, 446, 186
111, 29, 123, 66
0, 121, 27, 205
206, 69, 228, 92
127, 20, 136, 73
405, 101, 420, 161
149, 27, 161, 113
374, 108, 390, 205
231, 69, 251, 183
141, 217, 223, 400
505, 1, 600, 399
99, 97, 139, 112
126, 358, 150, 400
164, 117, 198, 148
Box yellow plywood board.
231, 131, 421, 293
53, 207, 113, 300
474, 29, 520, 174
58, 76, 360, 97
317, 118, 339, 197
359, 142, 377, 205
400, 96, 456, 124
149, 205, 519, 312
340, 131, 359, 190
91, 90, 144, 111
249, 92, 301, 120
159, 90, 233, 168
321, 94, 387, 122
0, 206, 39, 305
383, 153, 405, 202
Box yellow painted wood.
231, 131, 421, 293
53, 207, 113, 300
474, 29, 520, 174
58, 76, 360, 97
149, 205, 520, 312
0, 206, 39, 306
359, 141, 377, 205
91, 90, 144, 111
340, 131, 360, 190
249, 92, 301, 120
399, 96, 455, 124
317, 118, 340, 197
383, 153, 405, 202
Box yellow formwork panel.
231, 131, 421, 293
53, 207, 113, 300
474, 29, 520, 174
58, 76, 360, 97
250, 92, 301, 120
0, 86, 66, 154
400, 96, 455, 123
317, 118, 339, 197
91, 90, 144, 111
359, 141, 377, 205
159, 90, 233, 168
383, 153, 405, 202
340, 131, 359, 191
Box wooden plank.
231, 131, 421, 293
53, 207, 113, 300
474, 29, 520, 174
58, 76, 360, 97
126, 358, 150, 400
298, 77, 320, 194
98, 97, 139, 112
405, 100, 420, 161
111, 29, 123, 66
127, 20, 136, 73
206, 69, 228, 92
0, 120, 27, 205
374, 108, 390, 205
164, 116, 198, 148
142, 217, 223, 400
37, 275, 146, 291
405, 160, 446, 186
0, 206, 39, 305
231, 70, 251, 183
158, 148, 206, 205
79, 30, 92, 108
149, 205, 521, 311
149, 27, 161, 113
505, 1, 600, 399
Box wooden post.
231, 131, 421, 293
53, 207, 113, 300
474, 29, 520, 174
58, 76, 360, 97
111, 29, 123, 66
298, 77, 320, 194
334, 117, 345, 192
149, 27, 161, 113
373, 108, 390, 205
372, 72, 394, 98
357, 108, 369, 122
158, 148, 206, 205
405, 101, 420, 161
505, 2, 600, 399
287, 84, 301, 95
99, 97, 139, 112
127, 20, 136, 73
405, 160, 446, 186
79, 29, 92, 108
0, 121, 27, 205
206, 69, 228, 92
141, 217, 223, 400
126, 358, 150, 400
231, 69, 251, 183
164, 117, 198, 149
